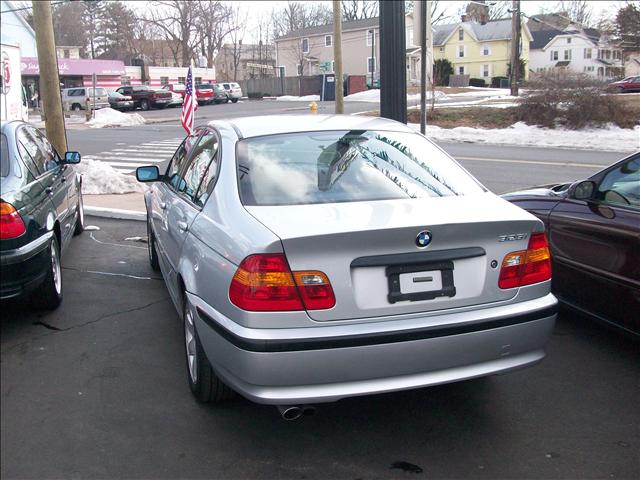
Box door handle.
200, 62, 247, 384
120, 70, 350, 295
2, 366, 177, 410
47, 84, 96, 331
159, 202, 167, 210
45, 187, 54, 195
177, 221, 188, 232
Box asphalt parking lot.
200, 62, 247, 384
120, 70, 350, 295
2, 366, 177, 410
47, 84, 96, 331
1, 217, 638, 480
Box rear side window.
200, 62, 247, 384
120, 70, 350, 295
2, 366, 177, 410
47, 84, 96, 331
178, 130, 220, 207
1, 134, 9, 177
237, 130, 485, 206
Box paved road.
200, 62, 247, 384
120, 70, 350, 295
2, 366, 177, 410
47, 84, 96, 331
2, 217, 638, 479
68, 124, 627, 194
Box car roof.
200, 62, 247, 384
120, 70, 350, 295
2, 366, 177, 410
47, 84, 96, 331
213, 115, 415, 139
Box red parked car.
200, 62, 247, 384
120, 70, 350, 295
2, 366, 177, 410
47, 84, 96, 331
607, 76, 640, 93
195, 84, 215, 105
503, 152, 640, 336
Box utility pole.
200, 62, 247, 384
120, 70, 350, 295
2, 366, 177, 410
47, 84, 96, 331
32, 0, 67, 155
380, 0, 407, 123
333, 0, 343, 114
510, 0, 521, 96
419, 0, 427, 134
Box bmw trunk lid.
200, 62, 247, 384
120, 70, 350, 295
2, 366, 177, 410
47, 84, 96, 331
245, 193, 543, 321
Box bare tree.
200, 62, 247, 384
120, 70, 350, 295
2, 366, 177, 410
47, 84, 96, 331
341, 0, 378, 20
141, 0, 199, 67
195, 0, 235, 68
488, 1, 511, 20
406, 1, 454, 25
555, 1, 594, 27
271, 1, 332, 38
228, 6, 248, 81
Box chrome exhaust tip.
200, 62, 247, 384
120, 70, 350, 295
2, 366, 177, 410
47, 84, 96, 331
277, 405, 303, 421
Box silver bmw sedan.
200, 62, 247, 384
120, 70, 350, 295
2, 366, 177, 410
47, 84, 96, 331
136, 115, 557, 413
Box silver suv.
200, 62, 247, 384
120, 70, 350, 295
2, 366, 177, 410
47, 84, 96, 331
221, 82, 242, 103
61, 87, 110, 111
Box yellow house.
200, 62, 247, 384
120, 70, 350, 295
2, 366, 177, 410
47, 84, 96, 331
433, 18, 533, 82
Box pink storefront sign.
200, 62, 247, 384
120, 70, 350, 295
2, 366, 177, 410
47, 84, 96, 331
21, 58, 125, 76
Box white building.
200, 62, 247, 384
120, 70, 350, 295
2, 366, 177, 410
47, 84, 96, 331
0, 0, 37, 57
529, 28, 624, 80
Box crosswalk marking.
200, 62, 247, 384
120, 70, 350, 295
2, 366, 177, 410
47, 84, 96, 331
83, 138, 182, 174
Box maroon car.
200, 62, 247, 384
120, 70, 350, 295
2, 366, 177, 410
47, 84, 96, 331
503, 152, 640, 335
607, 76, 640, 93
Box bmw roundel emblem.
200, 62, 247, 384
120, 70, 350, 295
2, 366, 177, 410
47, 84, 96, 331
416, 230, 432, 248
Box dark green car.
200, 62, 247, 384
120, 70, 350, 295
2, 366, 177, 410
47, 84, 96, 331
0, 120, 84, 309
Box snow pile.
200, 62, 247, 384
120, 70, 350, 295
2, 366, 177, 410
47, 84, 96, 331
275, 95, 321, 101
86, 108, 145, 128
445, 88, 513, 97
76, 159, 144, 194
406, 91, 448, 104
411, 122, 640, 153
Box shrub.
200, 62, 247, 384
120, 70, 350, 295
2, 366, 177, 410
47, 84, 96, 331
433, 59, 453, 86
517, 74, 637, 129
491, 76, 509, 88
469, 78, 486, 88
247, 92, 263, 99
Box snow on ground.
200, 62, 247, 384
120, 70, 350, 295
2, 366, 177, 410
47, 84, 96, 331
411, 122, 640, 153
445, 88, 515, 97
77, 159, 144, 194
86, 108, 146, 128
344, 89, 448, 103
275, 95, 321, 101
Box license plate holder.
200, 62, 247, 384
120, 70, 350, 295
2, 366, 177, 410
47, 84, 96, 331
386, 260, 456, 304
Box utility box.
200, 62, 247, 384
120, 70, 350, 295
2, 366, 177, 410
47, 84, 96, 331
320, 74, 335, 101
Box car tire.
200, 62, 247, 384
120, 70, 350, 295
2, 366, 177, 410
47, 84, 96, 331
71, 103, 82, 111
617, 86, 625, 94
140, 99, 150, 111
147, 218, 160, 272
38, 236, 63, 310
183, 295, 235, 403
73, 193, 84, 236
231, 98, 238, 103
225, 98, 229, 103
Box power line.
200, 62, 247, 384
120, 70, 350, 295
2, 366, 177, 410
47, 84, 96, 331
1, 1, 67, 14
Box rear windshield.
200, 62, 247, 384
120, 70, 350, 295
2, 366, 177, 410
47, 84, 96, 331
87, 88, 107, 96
237, 130, 484, 206
196, 84, 212, 89
1, 133, 9, 177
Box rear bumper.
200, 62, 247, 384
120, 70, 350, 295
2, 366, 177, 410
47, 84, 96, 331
191, 293, 557, 404
0, 232, 53, 299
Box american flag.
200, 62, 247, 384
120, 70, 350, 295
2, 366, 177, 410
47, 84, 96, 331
181, 66, 198, 135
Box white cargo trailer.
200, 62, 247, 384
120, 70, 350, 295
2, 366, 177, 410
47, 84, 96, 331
1, 43, 28, 122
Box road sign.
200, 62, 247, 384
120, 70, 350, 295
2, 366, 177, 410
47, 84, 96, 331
319, 61, 331, 72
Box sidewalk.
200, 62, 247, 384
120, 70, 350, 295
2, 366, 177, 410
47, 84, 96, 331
84, 192, 146, 221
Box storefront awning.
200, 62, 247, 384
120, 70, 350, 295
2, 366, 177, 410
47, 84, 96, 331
21, 58, 125, 76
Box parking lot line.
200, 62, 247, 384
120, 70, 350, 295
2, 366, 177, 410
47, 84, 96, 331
456, 156, 608, 169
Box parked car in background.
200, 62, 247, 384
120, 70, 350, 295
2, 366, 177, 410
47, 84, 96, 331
607, 76, 640, 93
212, 84, 229, 104
221, 82, 242, 103
115, 85, 172, 110
135, 115, 557, 416
61, 87, 110, 111
503, 152, 639, 336
107, 90, 134, 111
162, 83, 186, 98
1, 120, 84, 309
168, 91, 184, 108
195, 84, 215, 105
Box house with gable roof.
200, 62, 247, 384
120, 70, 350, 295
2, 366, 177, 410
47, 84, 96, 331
528, 25, 624, 79
432, 17, 533, 82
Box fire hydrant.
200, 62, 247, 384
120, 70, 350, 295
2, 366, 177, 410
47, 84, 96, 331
309, 101, 318, 114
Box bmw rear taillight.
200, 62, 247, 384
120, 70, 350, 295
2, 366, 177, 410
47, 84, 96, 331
0, 202, 26, 240
229, 254, 335, 311
499, 232, 551, 289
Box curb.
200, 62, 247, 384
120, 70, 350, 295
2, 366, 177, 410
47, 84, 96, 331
85, 206, 145, 222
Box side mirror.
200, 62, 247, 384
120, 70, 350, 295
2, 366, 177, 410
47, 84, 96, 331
571, 180, 596, 200
136, 165, 160, 182
64, 151, 81, 164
